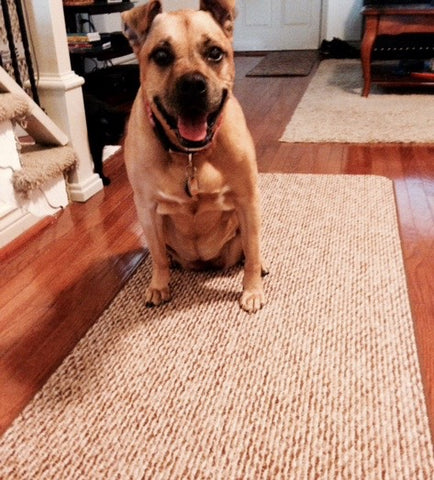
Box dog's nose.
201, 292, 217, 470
177, 73, 208, 99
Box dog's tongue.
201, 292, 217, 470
177, 116, 208, 142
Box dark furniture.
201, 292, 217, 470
62, 1, 138, 185
63, 0, 134, 75
361, 3, 434, 95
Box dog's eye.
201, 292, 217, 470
207, 46, 224, 63
151, 48, 174, 67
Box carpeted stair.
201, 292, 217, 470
0, 92, 78, 197
0, 92, 29, 123
0, 91, 77, 248
12, 143, 77, 196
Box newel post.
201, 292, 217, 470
25, 0, 103, 201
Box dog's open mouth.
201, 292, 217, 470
153, 90, 228, 149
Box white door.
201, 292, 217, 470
234, 0, 322, 51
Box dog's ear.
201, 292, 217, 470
122, 1, 162, 55
200, 0, 236, 39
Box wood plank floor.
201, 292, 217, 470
1, 57, 433, 443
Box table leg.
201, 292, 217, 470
361, 16, 378, 97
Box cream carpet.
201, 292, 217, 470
1, 174, 433, 479
280, 59, 434, 143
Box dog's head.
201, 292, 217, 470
122, 1, 236, 151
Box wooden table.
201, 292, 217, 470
361, 4, 434, 96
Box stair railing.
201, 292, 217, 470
0, 0, 39, 104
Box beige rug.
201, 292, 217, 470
246, 50, 317, 77
280, 59, 434, 143
1, 174, 433, 479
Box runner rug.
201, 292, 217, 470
280, 59, 434, 143
1, 174, 433, 479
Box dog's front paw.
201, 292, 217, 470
239, 289, 265, 313
145, 286, 171, 307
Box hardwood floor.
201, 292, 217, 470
1, 56, 433, 443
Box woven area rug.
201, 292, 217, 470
246, 50, 317, 77
280, 59, 434, 143
1, 174, 433, 479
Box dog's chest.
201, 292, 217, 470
156, 159, 234, 216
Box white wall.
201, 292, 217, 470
93, 0, 363, 46
165, 1, 364, 42
165, 0, 198, 9
92, 0, 199, 33
323, 0, 363, 41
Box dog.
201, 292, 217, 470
121, 0, 266, 313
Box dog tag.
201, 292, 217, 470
187, 175, 200, 197
185, 153, 199, 197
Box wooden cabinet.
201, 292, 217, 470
361, 5, 434, 96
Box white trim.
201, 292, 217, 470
102, 145, 122, 162
0, 208, 40, 249
36, 71, 85, 92
320, 0, 328, 42
67, 174, 104, 203
0, 202, 15, 219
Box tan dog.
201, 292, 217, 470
122, 0, 266, 313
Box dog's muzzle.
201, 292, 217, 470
151, 76, 228, 152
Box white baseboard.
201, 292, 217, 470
102, 145, 122, 162
0, 208, 40, 249
67, 173, 104, 203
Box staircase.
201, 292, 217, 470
0, 70, 78, 249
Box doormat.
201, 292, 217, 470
246, 50, 318, 77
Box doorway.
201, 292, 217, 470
234, 0, 323, 51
